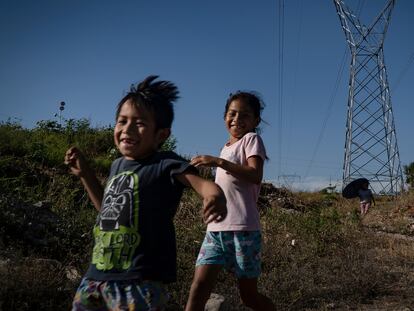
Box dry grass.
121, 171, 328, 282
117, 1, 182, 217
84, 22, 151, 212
0, 256, 76, 310
2, 185, 414, 310
169, 188, 414, 310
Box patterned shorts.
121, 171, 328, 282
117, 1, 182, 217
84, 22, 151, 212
72, 277, 169, 311
196, 231, 262, 278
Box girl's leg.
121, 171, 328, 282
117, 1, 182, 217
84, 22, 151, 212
185, 264, 222, 311
186, 231, 226, 311
238, 278, 275, 311
232, 231, 275, 310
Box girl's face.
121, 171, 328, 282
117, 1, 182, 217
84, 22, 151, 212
114, 100, 169, 160
225, 99, 259, 143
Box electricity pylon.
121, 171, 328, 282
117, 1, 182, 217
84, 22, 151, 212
334, 0, 403, 195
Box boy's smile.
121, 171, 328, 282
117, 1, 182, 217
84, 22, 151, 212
114, 100, 169, 160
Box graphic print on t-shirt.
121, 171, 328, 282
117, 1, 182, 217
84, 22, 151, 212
92, 171, 141, 271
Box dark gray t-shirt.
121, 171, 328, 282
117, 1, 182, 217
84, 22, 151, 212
85, 151, 195, 283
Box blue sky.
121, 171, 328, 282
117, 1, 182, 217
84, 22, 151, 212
1, 0, 413, 191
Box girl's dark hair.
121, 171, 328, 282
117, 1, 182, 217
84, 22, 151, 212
225, 91, 265, 132
116, 75, 179, 129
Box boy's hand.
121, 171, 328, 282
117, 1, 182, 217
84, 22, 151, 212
175, 172, 227, 224
65, 147, 103, 211
64, 147, 90, 177
202, 194, 227, 224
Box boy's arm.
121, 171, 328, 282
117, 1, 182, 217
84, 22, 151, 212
65, 147, 104, 211
175, 172, 227, 224
190, 155, 263, 185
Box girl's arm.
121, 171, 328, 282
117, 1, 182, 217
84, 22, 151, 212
65, 147, 104, 211
190, 155, 264, 185
175, 172, 227, 223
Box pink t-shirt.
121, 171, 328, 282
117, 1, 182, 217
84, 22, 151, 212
207, 132, 267, 232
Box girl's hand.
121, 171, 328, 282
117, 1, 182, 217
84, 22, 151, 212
190, 155, 220, 168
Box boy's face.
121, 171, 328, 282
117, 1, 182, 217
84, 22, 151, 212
114, 100, 170, 160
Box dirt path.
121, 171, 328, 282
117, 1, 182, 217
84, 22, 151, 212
350, 201, 414, 311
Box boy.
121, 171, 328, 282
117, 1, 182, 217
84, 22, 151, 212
65, 75, 227, 310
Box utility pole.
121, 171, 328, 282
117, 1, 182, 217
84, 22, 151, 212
333, 0, 403, 195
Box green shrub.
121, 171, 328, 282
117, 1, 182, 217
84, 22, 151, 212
0, 121, 30, 157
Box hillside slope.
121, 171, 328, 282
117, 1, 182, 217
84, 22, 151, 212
1, 122, 413, 310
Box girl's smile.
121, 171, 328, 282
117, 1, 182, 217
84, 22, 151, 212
225, 99, 259, 144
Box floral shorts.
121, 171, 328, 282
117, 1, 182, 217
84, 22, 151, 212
72, 277, 169, 311
196, 231, 262, 278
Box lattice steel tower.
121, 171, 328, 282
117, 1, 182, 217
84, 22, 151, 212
334, 0, 403, 195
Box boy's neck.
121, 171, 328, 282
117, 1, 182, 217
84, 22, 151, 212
123, 150, 159, 161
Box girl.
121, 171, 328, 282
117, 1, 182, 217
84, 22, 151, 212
186, 91, 275, 310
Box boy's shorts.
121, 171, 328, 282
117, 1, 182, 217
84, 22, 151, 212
196, 231, 262, 279
72, 277, 169, 311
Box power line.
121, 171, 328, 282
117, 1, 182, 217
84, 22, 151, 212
392, 51, 414, 91
304, 0, 365, 178
304, 48, 348, 178
277, 0, 285, 177
286, 0, 303, 159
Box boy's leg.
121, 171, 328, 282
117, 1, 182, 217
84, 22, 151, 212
238, 278, 275, 311
101, 279, 169, 310
72, 278, 107, 311
185, 264, 222, 311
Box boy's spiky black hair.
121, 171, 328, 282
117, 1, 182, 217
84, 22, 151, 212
116, 75, 179, 129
